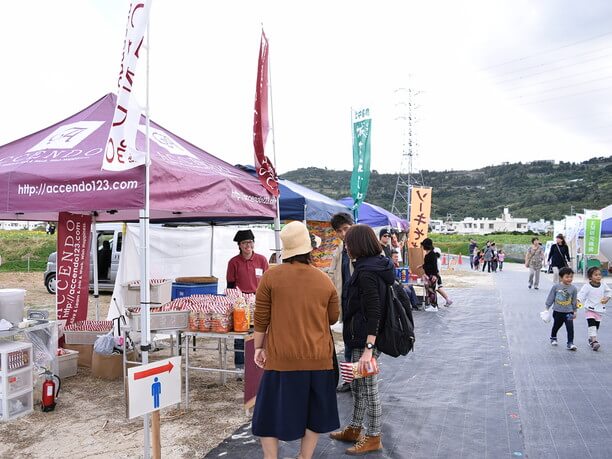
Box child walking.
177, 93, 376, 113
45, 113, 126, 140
473, 250, 481, 271
498, 250, 506, 271
577, 267, 611, 351
545, 267, 578, 350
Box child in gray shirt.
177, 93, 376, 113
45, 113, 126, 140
545, 267, 578, 350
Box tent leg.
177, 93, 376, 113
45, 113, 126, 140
92, 214, 100, 321
210, 224, 214, 276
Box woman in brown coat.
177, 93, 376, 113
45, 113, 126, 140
252, 221, 340, 459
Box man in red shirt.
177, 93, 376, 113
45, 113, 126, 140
226, 229, 269, 369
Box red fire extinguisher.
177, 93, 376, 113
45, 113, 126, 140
41, 370, 61, 412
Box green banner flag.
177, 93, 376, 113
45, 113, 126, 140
584, 210, 602, 256
350, 108, 372, 221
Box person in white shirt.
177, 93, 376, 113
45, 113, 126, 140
577, 267, 611, 351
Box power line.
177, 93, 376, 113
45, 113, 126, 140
502, 64, 612, 92
489, 50, 612, 86
507, 75, 612, 101
519, 85, 612, 106
480, 31, 612, 72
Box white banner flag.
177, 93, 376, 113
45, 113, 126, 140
102, 1, 152, 171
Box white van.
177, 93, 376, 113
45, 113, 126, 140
43, 223, 123, 294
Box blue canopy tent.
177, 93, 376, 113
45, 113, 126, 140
338, 197, 408, 230
578, 218, 612, 238
239, 166, 349, 221
279, 179, 349, 221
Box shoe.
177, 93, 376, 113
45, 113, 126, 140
424, 306, 438, 312
534, 287, 539, 290
550, 339, 558, 346
336, 382, 351, 393
346, 435, 383, 455
528, 285, 532, 289
330, 426, 363, 443
591, 340, 601, 351
444, 300, 453, 307
567, 343, 577, 351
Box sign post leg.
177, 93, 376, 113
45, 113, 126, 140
152, 411, 161, 459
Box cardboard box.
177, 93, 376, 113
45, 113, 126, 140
63, 344, 93, 368
57, 349, 79, 378
92, 352, 124, 381
91, 351, 135, 381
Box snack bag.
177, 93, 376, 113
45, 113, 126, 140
339, 359, 379, 384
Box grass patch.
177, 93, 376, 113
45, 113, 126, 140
0, 231, 56, 272
430, 232, 540, 255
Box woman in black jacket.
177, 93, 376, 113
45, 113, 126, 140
419, 238, 453, 310
548, 234, 571, 284
330, 224, 394, 456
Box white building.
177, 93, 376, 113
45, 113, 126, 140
430, 219, 455, 233
0, 221, 45, 231
453, 208, 529, 235
528, 219, 552, 234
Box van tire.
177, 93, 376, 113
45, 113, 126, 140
45, 273, 56, 294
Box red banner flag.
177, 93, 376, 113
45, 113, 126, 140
56, 212, 92, 326
253, 30, 279, 197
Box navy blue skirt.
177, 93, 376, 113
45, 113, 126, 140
252, 369, 340, 441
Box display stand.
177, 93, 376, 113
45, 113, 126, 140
0, 341, 33, 421
183, 331, 250, 409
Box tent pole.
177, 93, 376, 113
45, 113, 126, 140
267, 33, 282, 259
140, 20, 152, 459
91, 213, 99, 321
210, 224, 214, 276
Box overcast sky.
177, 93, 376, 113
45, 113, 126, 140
0, 0, 610, 174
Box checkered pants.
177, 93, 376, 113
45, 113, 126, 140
349, 348, 382, 436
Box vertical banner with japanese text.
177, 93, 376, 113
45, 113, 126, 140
584, 209, 602, 256
408, 187, 432, 248
56, 212, 92, 326
102, 1, 152, 171
350, 108, 372, 220
253, 29, 279, 197
407, 187, 432, 275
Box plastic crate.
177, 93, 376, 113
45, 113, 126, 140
0, 369, 32, 397
64, 330, 108, 345
0, 390, 33, 421
126, 309, 190, 331
124, 280, 172, 307
58, 349, 79, 378
171, 282, 218, 299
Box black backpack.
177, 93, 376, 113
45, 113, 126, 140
376, 282, 415, 357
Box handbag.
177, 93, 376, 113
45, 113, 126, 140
554, 244, 570, 268
540, 309, 552, 323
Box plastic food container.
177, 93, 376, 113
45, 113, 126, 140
0, 289, 25, 325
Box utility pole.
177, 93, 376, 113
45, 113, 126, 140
391, 84, 421, 222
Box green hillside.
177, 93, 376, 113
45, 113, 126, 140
282, 156, 612, 221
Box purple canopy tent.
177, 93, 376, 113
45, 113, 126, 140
0, 93, 275, 222
0, 93, 275, 321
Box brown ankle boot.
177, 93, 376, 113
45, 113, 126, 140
346, 434, 383, 455
329, 425, 363, 442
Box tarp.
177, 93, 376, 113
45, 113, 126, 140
107, 224, 276, 319
338, 197, 408, 230
239, 165, 349, 221
280, 179, 348, 221
0, 94, 275, 222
